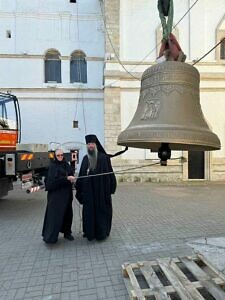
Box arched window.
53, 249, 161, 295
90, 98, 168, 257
70, 51, 87, 83
44, 49, 61, 83
220, 38, 225, 59
216, 15, 225, 60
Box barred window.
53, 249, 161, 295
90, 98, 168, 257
220, 39, 225, 59
70, 51, 87, 83
45, 50, 61, 83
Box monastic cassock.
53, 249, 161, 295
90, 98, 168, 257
42, 159, 74, 243
75, 150, 117, 241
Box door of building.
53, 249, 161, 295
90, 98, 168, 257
188, 151, 205, 179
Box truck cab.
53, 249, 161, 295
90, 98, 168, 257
0, 93, 21, 152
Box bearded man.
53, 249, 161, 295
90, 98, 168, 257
75, 134, 117, 241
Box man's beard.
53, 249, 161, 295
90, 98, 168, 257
87, 148, 98, 171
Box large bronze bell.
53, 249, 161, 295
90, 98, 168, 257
117, 61, 220, 157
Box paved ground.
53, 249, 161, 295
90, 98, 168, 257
1, 182, 225, 299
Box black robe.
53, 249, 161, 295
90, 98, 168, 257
42, 159, 74, 243
75, 152, 116, 241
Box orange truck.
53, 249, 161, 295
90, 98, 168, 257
0, 93, 76, 198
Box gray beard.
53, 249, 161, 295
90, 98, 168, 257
87, 148, 98, 171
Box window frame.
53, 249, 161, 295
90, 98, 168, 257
70, 51, 87, 84
220, 38, 225, 60
44, 50, 62, 83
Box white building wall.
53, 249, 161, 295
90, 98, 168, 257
0, 0, 105, 167
19, 96, 104, 143
200, 91, 225, 159
120, 0, 225, 61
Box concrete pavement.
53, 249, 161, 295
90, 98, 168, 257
1, 182, 225, 299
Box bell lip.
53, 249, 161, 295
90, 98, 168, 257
117, 126, 221, 151
117, 140, 221, 151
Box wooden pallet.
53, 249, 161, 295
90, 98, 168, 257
122, 254, 225, 300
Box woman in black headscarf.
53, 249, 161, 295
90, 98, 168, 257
42, 149, 76, 244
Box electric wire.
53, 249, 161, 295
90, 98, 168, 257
76, 0, 80, 43
74, 197, 83, 234
73, 3, 80, 121
81, 88, 87, 134
75, 157, 183, 179
100, 0, 200, 87
71, 11, 84, 229
192, 37, 225, 65
101, 1, 225, 87
74, 1, 87, 134
99, 0, 140, 81
172, 0, 199, 29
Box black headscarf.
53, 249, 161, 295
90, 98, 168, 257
53, 151, 71, 173
45, 151, 73, 190
85, 134, 128, 158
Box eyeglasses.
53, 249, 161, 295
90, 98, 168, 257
56, 154, 63, 157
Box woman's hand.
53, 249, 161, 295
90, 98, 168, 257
67, 176, 76, 183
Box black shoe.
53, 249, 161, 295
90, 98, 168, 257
96, 237, 106, 242
64, 234, 74, 241
43, 239, 57, 244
